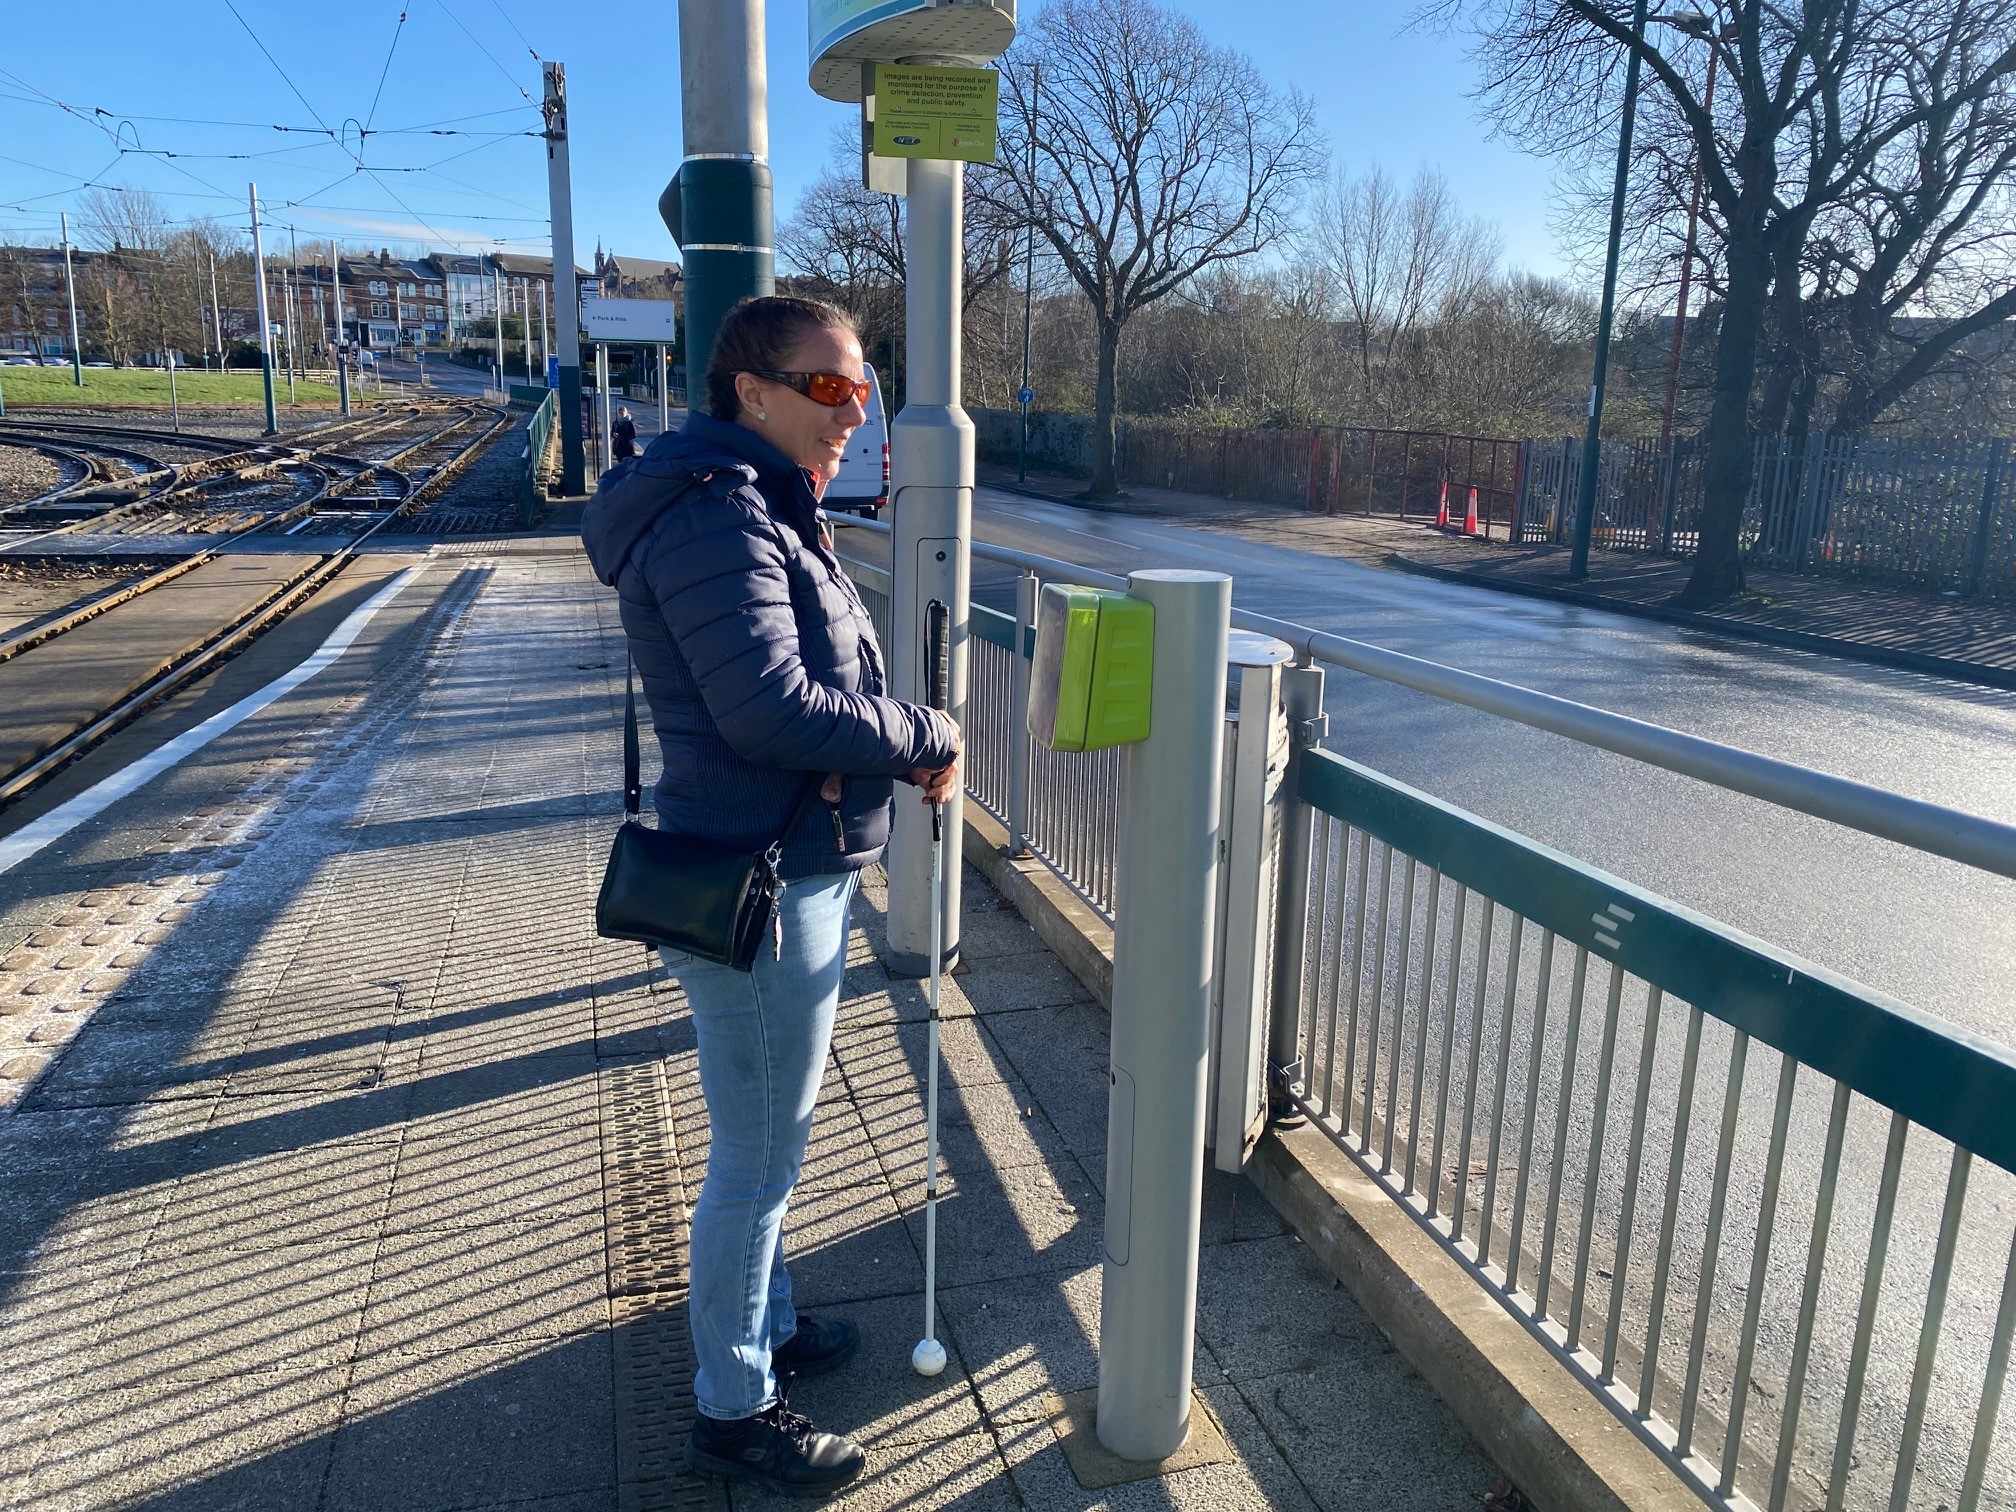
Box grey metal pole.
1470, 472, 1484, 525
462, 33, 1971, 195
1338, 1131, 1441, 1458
331, 240, 351, 417
538, 277, 549, 384
247, 183, 279, 436
492, 262, 505, 392
282, 270, 297, 404
1568, 0, 1649, 579
521, 279, 533, 383
886, 149, 970, 977
1017, 63, 1037, 486
60, 212, 82, 385
658, 343, 670, 432
208, 254, 225, 370
1005, 569, 1036, 857
1267, 662, 1325, 1121
166, 347, 179, 431
1097, 567, 1231, 1462
596, 343, 612, 476
544, 61, 587, 494
666, 0, 774, 387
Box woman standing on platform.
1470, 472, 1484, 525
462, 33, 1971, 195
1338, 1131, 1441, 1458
582, 295, 959, 1498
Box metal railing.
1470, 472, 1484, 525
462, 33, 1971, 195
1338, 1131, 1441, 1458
834, 517, 2016, 1512
839, 553, 1121, 917
521, 390, 555, 525
1518, 433, 2016, 601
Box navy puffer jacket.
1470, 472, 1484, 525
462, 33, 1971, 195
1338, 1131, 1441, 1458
581, 412, 954, 879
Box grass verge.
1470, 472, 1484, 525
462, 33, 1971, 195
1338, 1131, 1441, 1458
0, 367, 340, 406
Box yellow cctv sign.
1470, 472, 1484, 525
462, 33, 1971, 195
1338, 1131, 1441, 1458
871, 65, 999, 163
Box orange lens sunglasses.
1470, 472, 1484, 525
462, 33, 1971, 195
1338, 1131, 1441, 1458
750, 369, 872, 407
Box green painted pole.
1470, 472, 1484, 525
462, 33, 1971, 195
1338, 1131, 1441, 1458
248, 183, 279, 437
663, 0, 773, 398
1569, 0, 1650, 580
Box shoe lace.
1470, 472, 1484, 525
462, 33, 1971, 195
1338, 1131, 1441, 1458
762, 1388, 816, 1449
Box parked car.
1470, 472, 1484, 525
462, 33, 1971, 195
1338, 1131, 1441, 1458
84, 361, 112, 368
2, 356, 35, 366
823, 363, 889, 519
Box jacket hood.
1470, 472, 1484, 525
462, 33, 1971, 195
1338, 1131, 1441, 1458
579, 425, 754, 587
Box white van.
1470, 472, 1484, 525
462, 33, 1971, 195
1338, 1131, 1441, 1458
824, 364, 889, 518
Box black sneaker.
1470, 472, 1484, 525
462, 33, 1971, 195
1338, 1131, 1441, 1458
684, 1397, 867, 1497
772, 1313, 860, 1380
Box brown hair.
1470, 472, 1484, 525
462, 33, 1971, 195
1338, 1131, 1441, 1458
705, 295, 858, 420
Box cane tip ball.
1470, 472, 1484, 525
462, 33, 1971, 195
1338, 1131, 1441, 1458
911, 1338, 948, 1377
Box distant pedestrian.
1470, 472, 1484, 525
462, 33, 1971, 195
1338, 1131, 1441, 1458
612, 406, 638, 461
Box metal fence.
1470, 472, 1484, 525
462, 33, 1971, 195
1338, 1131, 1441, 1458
520, 390, 555, 526
1518, 433, 2016, 600
835, 524, 2016, 1512
844, 557, 1121, 918
971, 409, 1523, 538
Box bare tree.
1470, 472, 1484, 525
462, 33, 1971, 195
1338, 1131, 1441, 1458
975, 0, 1322, 496
1442, 0, 2016, 604
1314, 164, 1501, 426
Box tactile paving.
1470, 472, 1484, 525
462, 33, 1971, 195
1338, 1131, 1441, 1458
600, 1059, 725, 1511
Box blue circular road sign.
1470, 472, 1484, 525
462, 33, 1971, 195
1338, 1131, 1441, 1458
1018, 387, 1034, 406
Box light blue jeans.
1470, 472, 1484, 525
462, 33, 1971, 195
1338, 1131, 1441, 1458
660, 869, 859, 1421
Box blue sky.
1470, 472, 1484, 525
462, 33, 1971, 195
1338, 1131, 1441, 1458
0, 1, 1567, 276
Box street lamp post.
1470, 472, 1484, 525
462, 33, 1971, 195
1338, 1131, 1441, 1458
60, 212, 82, 386
1017, 63, 1038, 487
1567, 0, 1651, 580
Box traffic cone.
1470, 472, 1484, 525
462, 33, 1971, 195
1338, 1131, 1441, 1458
1463, 487, 1479, 535
1435, 481, 1450, 529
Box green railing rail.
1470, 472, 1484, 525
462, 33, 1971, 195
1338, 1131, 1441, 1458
1288, 747, 2016, 1512
521, 390, 555, 526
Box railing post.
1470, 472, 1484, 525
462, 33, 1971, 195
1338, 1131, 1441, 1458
1556, 436, 1575, 543
1006, 569, 1037, 857
1098, 568, 1230, 1464
1657, 433, 1680, 555
1963, 437, 2006, 597
1267, 660, 1326, 1127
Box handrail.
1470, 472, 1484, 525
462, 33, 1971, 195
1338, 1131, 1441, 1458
832, 514, 2016, 882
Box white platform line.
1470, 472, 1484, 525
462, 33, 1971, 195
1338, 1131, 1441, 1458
0, 564, 427, 878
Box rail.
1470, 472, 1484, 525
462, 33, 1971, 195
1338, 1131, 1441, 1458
832, 515, 2016, 1512
522, 391, 556, 525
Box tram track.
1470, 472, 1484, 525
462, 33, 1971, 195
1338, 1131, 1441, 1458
0, 400, 521, 804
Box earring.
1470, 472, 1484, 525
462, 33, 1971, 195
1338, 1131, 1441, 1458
756, 409, 767, 421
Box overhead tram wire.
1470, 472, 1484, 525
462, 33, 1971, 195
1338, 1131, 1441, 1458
429, 0, 541, 109
1, 48, 544, 251
364, 9, 411, 134
215, 3, 475, 255
485, 0, 542, 64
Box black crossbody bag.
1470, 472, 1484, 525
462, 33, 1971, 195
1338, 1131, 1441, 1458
595, 657, 821, 969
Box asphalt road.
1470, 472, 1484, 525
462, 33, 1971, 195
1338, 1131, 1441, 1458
842, 484, 2016, 1510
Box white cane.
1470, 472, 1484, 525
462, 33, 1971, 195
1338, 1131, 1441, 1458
912, 598, 951, 1378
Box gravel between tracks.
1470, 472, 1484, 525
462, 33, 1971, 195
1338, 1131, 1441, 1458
5, 402, 535, 536
0, 447, 65, 506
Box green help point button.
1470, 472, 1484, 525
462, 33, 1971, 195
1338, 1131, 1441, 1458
1027, 585, 1154, 753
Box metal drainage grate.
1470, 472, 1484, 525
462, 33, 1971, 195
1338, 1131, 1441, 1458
600, 1059, 724, 1512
